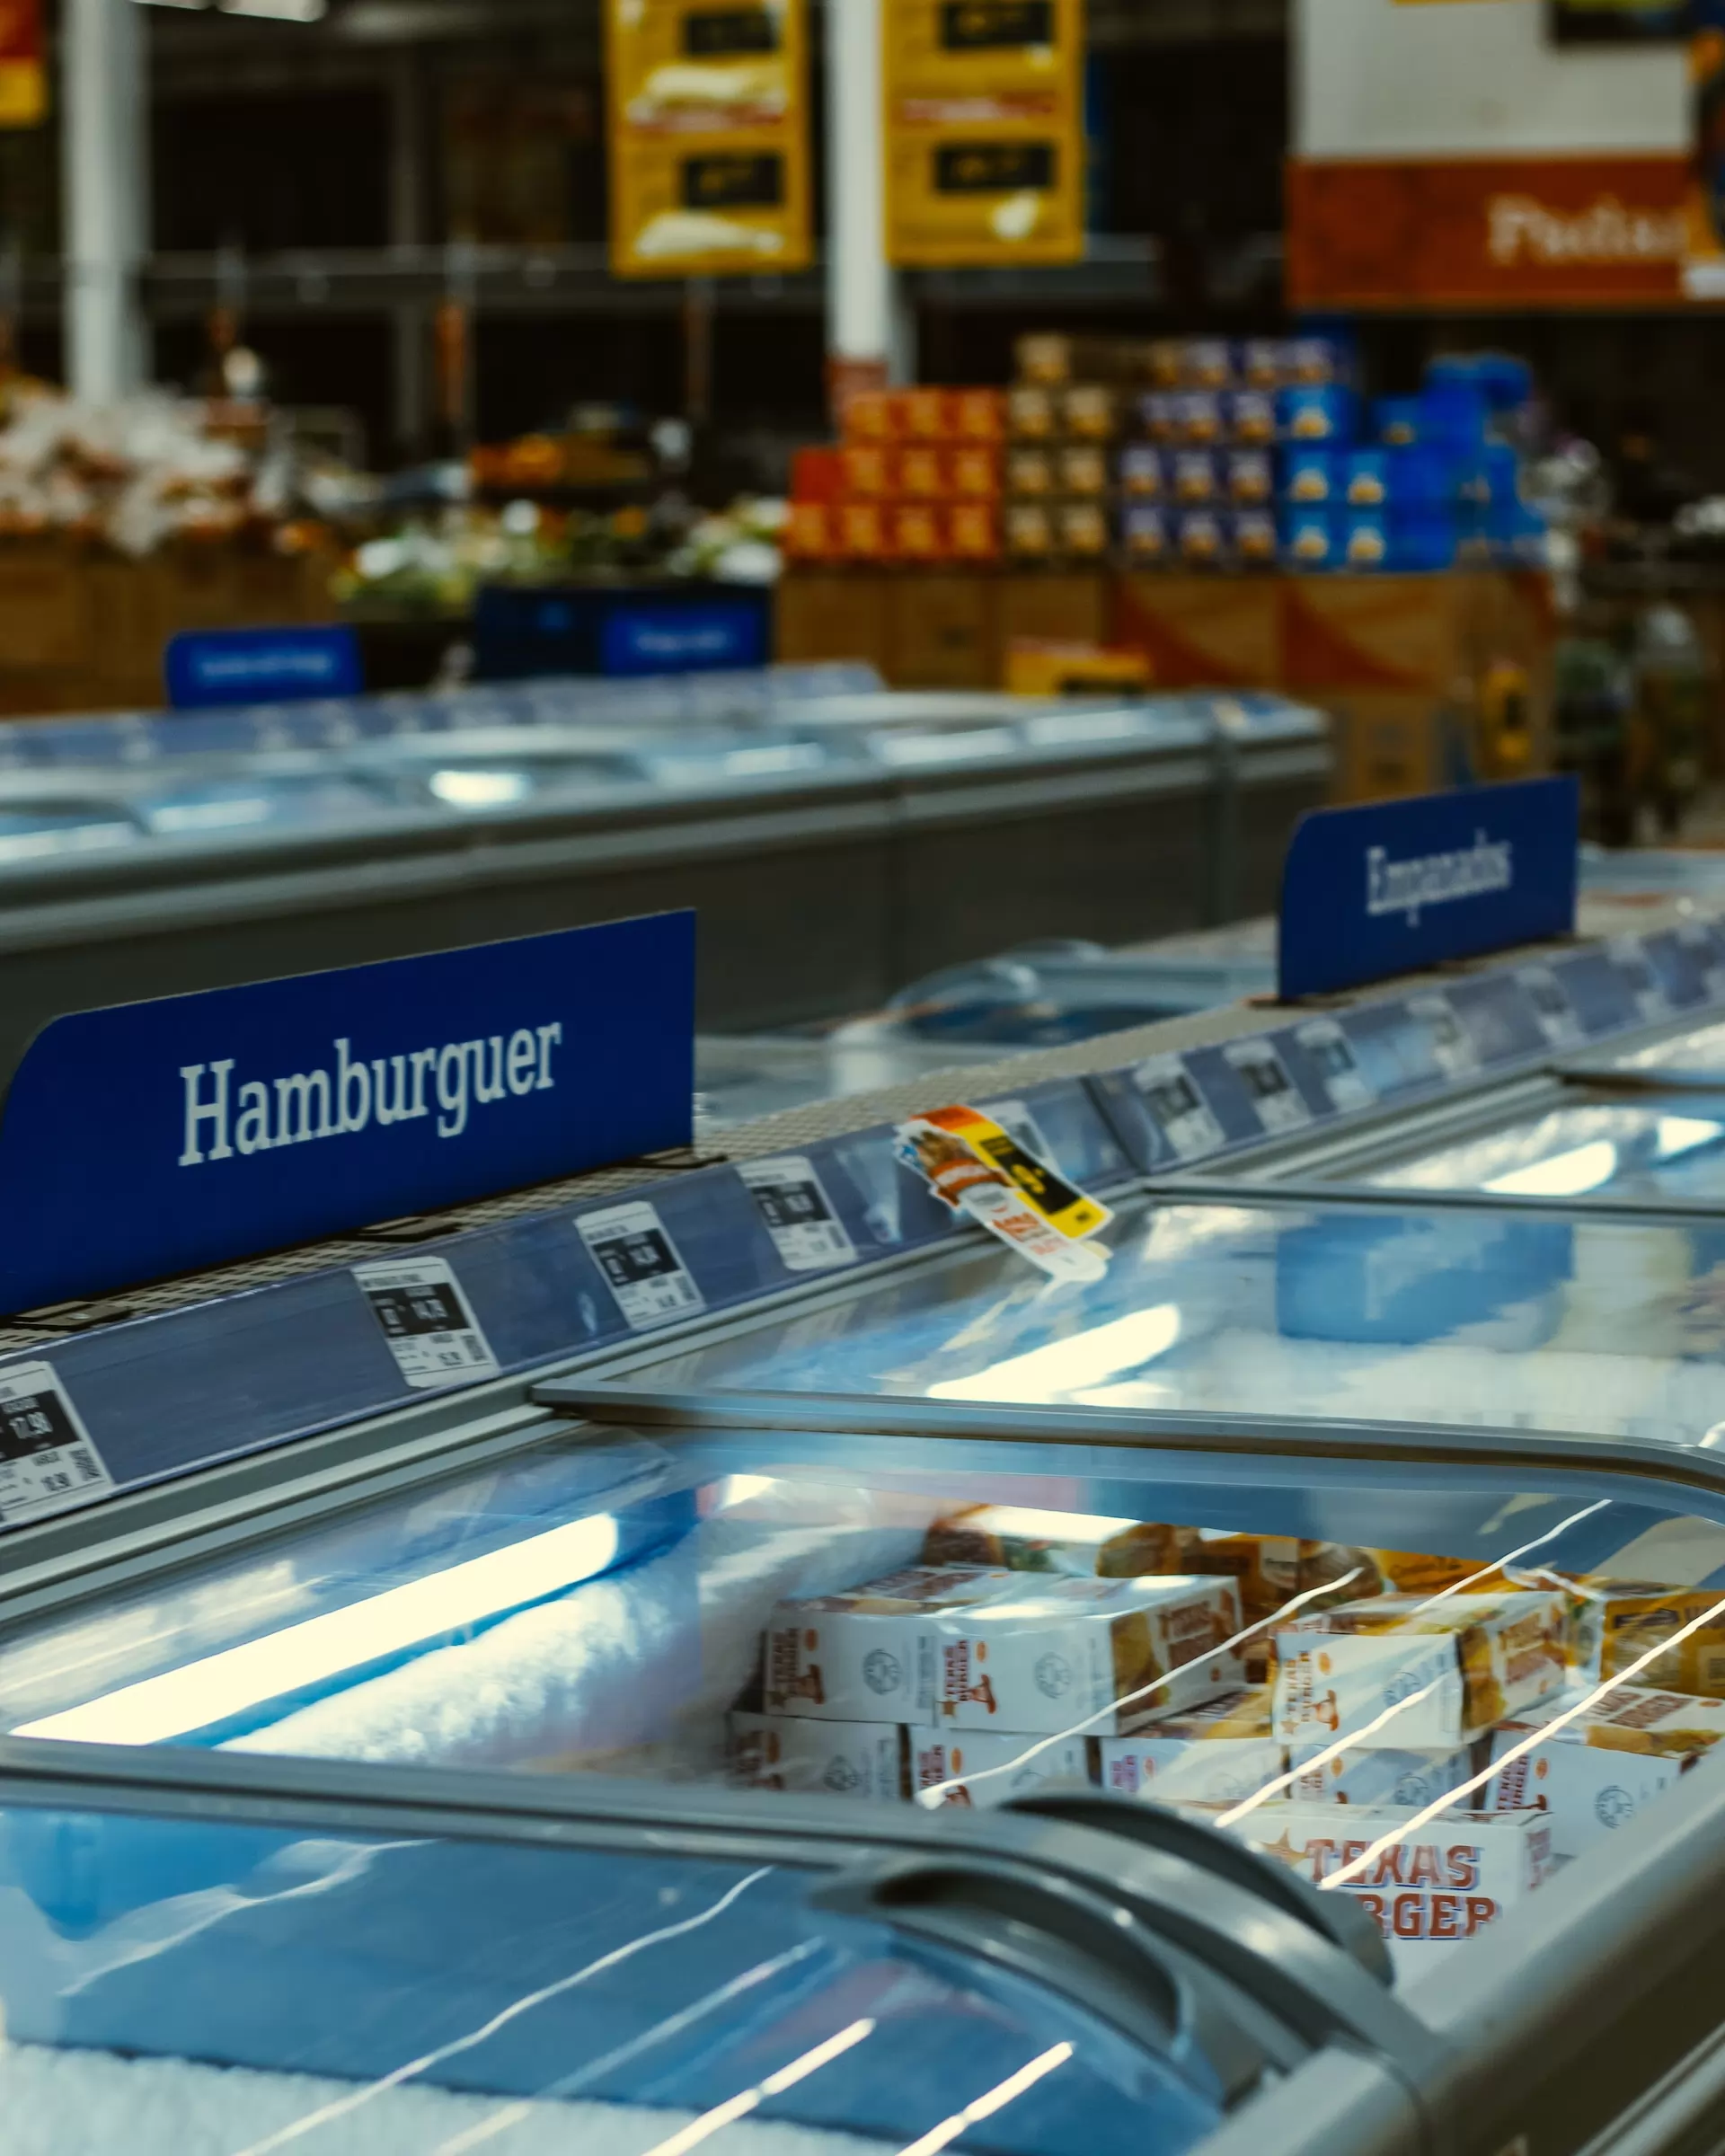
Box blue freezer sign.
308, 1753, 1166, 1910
164, 623, 363, 709
1279, 778, 1579, 1000
0, 913, 695, 1313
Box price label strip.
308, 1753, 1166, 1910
578, 1200, 707, 1330
1296, 1018, 1376, 1114
1408, 993, 1481, 1080
1132, 1053, 1225, 1163
895, 1105, 1111, 1284
1223, 1038, 1312, 1135
1516, 966, 1583, 1049
1610, 938, 1671, 1025
354, 1257, 501, 1392
739, 1155, 858, 1274
0, 1360, 114, 1529
1677, 922, 1725, 1003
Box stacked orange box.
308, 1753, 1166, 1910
784, 390, 1007, 564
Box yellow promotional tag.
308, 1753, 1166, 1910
898, 1104, 1113, 1246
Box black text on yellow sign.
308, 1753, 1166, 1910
883, 0, 1085, 267
606, 0, 811, 279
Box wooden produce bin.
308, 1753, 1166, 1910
777, 568, 1112, 691
1112, 575, 1283, 689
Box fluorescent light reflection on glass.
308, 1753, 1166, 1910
1485, 1139, 1619, 1197
929, 1303, 1181, 1402
634, 2019, 877, 2156
14, 1512, 621, 1747
1657, 1114, 1723, 1159
895, 2042, 1075, 2156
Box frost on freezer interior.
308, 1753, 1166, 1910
5, 1441, 1725, 1986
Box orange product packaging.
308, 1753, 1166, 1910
897, 445, 948, 499
946, 500, 1002, 560
783, 499, 835, 561
890, 499, 947, 561
896, 387, 951, 442
843, 390, 897, 443
951, 388, 1007, 443
950, 445, 1002, 499
789, 446, 844, 504
839, 443, 893, 498
836, 499, 890, 561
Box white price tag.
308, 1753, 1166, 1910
0, 1361, 113, 1528
1223, 1038, 1311, 1135
354, 1257, 500, 1392
977, 1098, 1057, 1170
1610, 937, 1670, 1023
1409, 993, 1480, 1079
1296, 1018, 1376, 1113
740, 1156, 857, 1274
579, 1201, 705, 1330
1516, 966, 1582, 1048
1132, 1054, 1224, 1162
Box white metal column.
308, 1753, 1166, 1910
824, 0, 902, 394
62, 0, 149, 404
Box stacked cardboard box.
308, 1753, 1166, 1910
785, 389, 1006, 567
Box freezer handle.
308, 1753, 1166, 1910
1553, 1064, 1725, 1100
1575, 2023, 1725, 2156
1004, 1789, 1392, 1985
813, 1851, 1272, 2102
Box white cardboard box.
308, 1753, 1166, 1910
1478, 1684, 1725, 1858
763, 1565, 1014, 1722
1289, 1744, 1473, 1809
909, 1728, 1093, 1808
1098, 1688, 1284, 1803
729, 1712, 906, 1804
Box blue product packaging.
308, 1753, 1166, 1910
1374, 396, 1424, 447
1121, 503, 1172, 566
1137, 392, 1180, 443
1419, 365, 1490, 454
1224, 389, 1278, 446
1172, 448, 1220, 504
1345, 450, 1390, 507
1341, 507, 1392, 571
1231, 508, 1279, 570
1472, 352, 1535, 413
1183, 338, 1235, 388
1118, 444, 1166, 499
1282, 506, 1338, 570
1173, 392, 1225, 445
1282, 446, 1339, 505
1277, 384, 1357, 445
1240, 339, 1287, 390
1389, 513, 1460, 572
1286, 336, 1351, 385
1176, 508, 1230, 569
1226, 448, 1275, 505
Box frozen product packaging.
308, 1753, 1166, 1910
1180, 1531, 1380, 1624
1099, 1688, 1285, 1803
1232, 508, 1278, 571
1007, 446, 1057, 498
1118, 445, 1165, 499
763, 1565, 1013, 1723
1272, 1589, 1570, 1750
1055, 500, 1110, 558
1007, 384, 1058, 441
1175, 508, 1228, 570
1060, 384, 1119, 441
937, 1572, 1245, 1735
1122, 504, 1171, 565
1224, 389, 1277, 445
1226, 448, 1274, 505
729, 1713, 906, 1804
911, 1729, 1094, 1808
1172, 449, 1219, 504
1137, 392, 1180, 443
1290, 1742, 1472, 1808
1571, 1582, 1725, 1698
1481, 1684, 1725, 1858
923, 1505, 1181, 1578
1057, 443, 1111, 497
1183, 1800, 1554, 1975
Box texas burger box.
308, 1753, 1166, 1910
762, 1563, 1245, 1732
1172, 1799, 1557, 1975
1570, 1582, 1725, 1695
1097, 1689, 1284, 1803
910, 1729, 1092, 1809
1271, 1590, 1570, 1749
729, 1712, 907, 1804
923, 1505, 1181, 1578
1479, 1684, 1725, 1858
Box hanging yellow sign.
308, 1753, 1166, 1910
606, 0, 811, 278
884, 0, 1086, 268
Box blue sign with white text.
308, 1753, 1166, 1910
165, 623, 364, 710
0, 913, 695, 1313
599, 600, 769, 676
1279, 777, 1579, 1000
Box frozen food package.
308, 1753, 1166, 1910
1289, 1742, 1472, 1808
1180, 1800, 1555, 1976
729, 1713, 906, 1803
936, 1572, 1245, 1735
1571, 1581, 1725, 1697
1180, 1531, 1381, 1622
911, 1728, 1094, 1808
923, 1505, 1181, 1578
1480, 1684, 1725, 1857
763, 1565, 1013, 1722
1098, 1688, 1284, 1803
1372, 1550, 1491, 1595
1272, 1590, 1570, 1749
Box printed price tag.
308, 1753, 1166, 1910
0, 1360, 114, 1528
354, 1257, 500, 1392
1408, 993, 1480, 1079
1678, 922, 1725, 1003
1516, 965, 1582, 1049
579, 1200, 706, 1330
739, 1155, 858, 1274
1223, 1038, 1311, 1135
1610, 937, 1670, 1024
895, 1105, 1110, 1284
1296, 1018, 1376, 1113
1132, 1053, 1225, 1162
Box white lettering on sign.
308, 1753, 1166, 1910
1487, 194, 1684, 271
1366, 832, 1512, 927
178, 1023, 562, 1166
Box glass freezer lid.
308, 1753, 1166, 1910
1353, 1097, 1725, 1206
609, 1193, 1725, 1448
0, 1769, 1234, 2156
0, 802, 142, 861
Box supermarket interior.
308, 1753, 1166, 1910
13, 4, 1725, 2156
